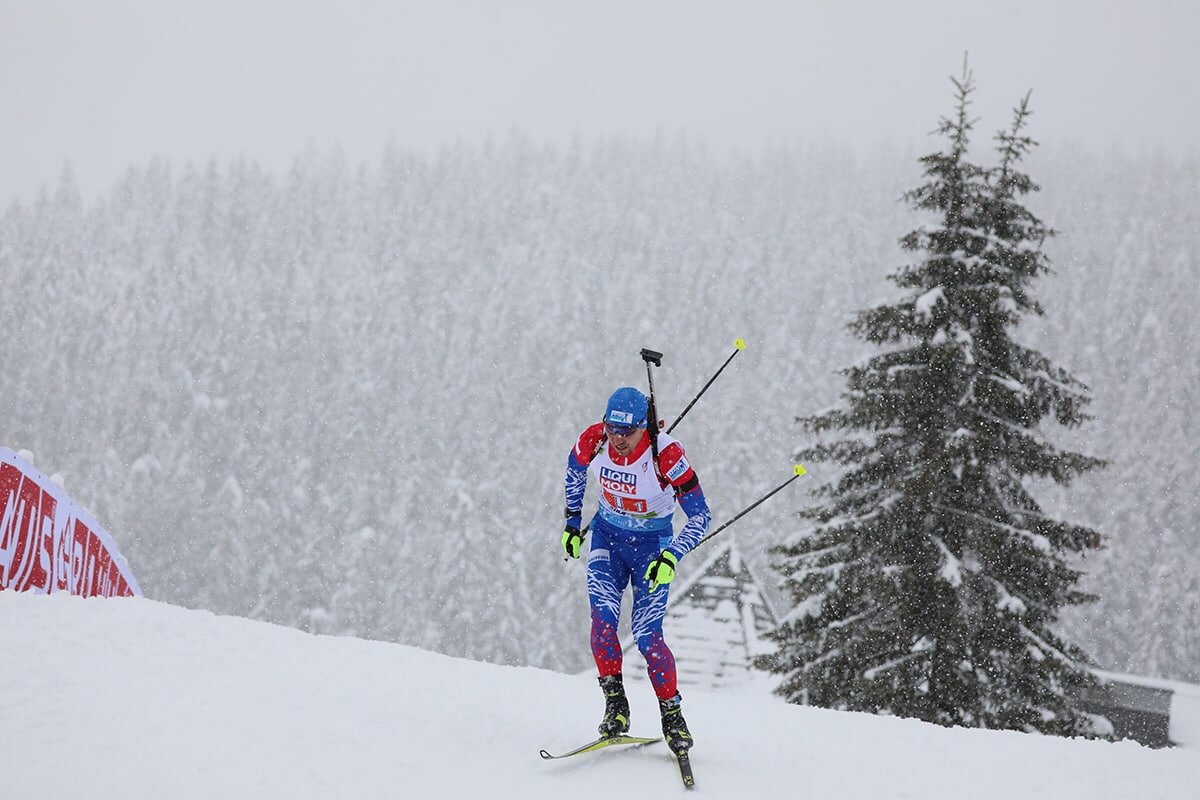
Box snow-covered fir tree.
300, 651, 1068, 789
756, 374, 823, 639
759, 66, 1108, 736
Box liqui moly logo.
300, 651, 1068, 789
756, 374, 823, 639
599, 466, 637, 495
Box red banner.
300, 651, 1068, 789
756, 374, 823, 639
0, 448, 141, 597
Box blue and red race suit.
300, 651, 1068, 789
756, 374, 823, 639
564, 423, 711, 699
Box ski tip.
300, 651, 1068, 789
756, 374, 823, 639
794, 464, 807, 477
733, 338, 746, 350
539, 734, 661, 760
675, 751, 697, 789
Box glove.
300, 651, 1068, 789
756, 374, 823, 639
562, 525, 586, 559
644, 550, 678, 592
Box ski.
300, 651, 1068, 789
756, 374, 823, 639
538, 733, 661, 760
673, 750, 696, 789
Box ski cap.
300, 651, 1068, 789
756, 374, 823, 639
604, 387, 648, 428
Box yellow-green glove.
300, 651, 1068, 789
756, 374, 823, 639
644, 550, 678, 592
562, 526, 585, 559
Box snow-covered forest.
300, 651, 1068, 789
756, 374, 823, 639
3, 135, 1197, 682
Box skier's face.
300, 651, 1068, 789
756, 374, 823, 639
607, 424, 644, 456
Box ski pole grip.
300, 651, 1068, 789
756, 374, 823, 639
640, 348, 663, 366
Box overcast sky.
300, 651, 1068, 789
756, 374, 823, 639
3, 0, 1197, 206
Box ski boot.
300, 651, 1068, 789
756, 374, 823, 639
597, 674, 631, 737
659, 693, 693, 754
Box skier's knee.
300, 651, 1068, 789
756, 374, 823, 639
635, 629, 668, 660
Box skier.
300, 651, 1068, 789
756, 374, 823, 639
562, 386, 711, 754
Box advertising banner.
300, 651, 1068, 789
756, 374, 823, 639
0, 447, 141, 597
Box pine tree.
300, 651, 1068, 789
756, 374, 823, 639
759, 64, 1108, 736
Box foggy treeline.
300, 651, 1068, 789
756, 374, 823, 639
3, 135, 1197, 682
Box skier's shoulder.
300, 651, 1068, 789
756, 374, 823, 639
654, 432, 695, 485
573, 422, 608, 464
654, 430, 684, 455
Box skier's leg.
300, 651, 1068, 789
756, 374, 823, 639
630, 534, 693, 753
586, 522, 631, 677
630, 534, 677, 700
588, 522, 634, 736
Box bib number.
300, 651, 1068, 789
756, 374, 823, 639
603, 490, 648, 514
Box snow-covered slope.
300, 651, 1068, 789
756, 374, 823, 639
3, 591, 1196, 799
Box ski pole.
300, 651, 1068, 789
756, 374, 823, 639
694, 464, 808, 549
666, 339, 745, 434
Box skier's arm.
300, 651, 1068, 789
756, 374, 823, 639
658, 443, 712, 560
564, 423, 606, 529
670, 481, 710, 559
564, 450, 587, 530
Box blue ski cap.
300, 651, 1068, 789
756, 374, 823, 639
604, 387, 648, 428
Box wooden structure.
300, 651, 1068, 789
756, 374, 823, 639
1079, 671, 1178, 748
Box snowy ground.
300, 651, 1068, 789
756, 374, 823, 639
3, 591, 1197, 799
